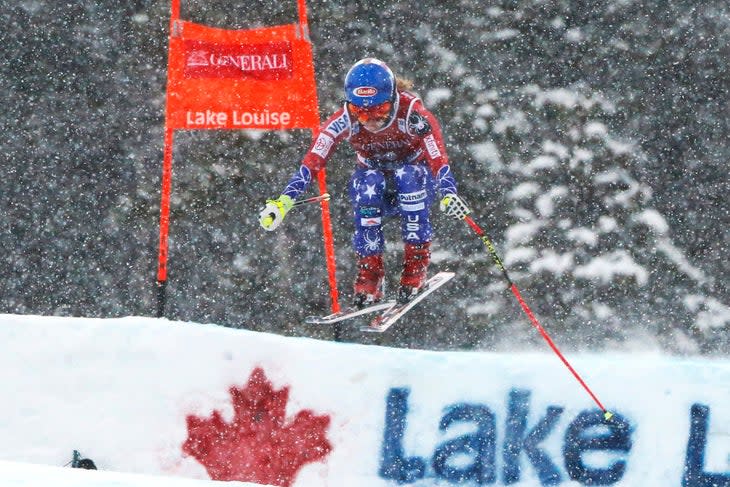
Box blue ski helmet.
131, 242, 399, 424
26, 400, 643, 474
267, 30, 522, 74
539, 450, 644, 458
344, 58, 396, 108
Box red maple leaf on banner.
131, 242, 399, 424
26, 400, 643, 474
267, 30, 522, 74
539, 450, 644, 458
182, 367, 332, 486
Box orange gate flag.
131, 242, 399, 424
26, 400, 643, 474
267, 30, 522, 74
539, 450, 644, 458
165, 21, 320, 130
156, 0, 340, 318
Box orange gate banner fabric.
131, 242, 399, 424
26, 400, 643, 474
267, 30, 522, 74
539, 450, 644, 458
165, 21, 320, 130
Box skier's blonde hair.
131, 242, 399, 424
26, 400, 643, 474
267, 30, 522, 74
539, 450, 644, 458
396, 77, 414, 91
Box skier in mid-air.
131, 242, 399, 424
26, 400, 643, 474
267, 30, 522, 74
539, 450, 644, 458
260, 57, 470, 307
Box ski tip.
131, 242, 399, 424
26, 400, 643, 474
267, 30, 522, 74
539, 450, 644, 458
304, 314, 338, 324
360, 324, 385, 333
603, 411, 614, 421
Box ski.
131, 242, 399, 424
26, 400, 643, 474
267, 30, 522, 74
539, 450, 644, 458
304, 300, 396, 325
361, 271, 455, 333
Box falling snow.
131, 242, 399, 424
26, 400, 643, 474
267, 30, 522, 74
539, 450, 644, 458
0, 0, 727, 356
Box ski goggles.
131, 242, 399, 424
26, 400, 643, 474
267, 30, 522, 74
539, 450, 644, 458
348, 101, 393, 123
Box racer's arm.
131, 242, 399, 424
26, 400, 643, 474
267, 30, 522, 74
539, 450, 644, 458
281, 107, 351, 200
411, 102, 470, 220
409, 102, 458, 196
260, 108, 351, 231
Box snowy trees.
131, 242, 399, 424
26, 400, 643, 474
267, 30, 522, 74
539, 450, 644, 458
461, 85, 728, 352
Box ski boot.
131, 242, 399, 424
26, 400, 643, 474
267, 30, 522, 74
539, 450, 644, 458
397, 242, 431, 304
353, 254, 385, 308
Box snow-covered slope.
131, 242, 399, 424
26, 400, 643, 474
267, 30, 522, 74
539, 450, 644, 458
0, 314, 728, 486
0, 460, 269, 487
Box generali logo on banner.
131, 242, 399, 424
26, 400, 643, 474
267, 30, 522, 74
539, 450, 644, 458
183, 40, 294, 80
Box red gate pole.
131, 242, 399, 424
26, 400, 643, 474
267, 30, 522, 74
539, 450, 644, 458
299, 0, 340, 313
156, 0, 181, 317
156, 126, 174, 317
316, 170, 340, 313
297, 0, 309, 32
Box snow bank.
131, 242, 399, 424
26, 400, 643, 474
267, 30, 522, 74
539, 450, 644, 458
0, 314, 728, 487
0, 460, 268, 487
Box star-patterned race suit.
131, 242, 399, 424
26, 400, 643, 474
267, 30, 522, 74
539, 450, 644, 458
280, 90, 458, 256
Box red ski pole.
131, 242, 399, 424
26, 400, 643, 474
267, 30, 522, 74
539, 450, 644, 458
463, 215, 613, 420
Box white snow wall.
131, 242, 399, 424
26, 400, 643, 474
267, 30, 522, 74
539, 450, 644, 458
0, 314, 728, 487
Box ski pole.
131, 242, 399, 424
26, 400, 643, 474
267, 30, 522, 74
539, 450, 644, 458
293, 192, 331, 207
463, 215, 613, 421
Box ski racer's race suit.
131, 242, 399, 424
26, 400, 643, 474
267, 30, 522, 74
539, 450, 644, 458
279, 90, 459, 256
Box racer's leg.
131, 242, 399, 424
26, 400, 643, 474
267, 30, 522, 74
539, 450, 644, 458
394, 164, 436, 302
349, 168, 387, 305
